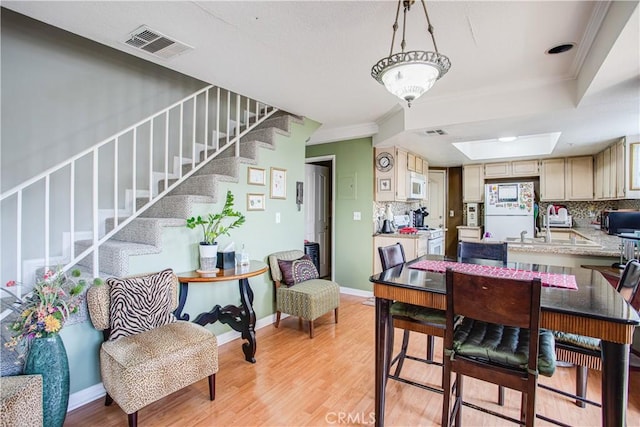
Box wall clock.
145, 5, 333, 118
376, 152, 394, 172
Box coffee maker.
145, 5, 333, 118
413, 207, 429, 228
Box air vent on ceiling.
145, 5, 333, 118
123, 26, 193, 60
425, 129, 447, 136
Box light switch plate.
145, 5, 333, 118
275, 212, 281, 223
353, 211, 361, 220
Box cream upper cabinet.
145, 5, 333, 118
511, 160, 539, 176
396, 148, 408, 201
602, 147, 612, 198
594, 151, 604, 200
407, 153, 417, 172
565, 156, 594, 200
422, 159, 429, 202
484, 162, 510, 178
463, 164, 484, 202
615, 139, 625, 198
540, 158, 565, 201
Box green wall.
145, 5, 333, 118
306, 138, 374, 291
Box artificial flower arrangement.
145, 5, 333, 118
2, 268, 102, 353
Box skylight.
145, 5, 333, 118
452, 132, 561, 161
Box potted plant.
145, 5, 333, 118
186, 190, 246, 266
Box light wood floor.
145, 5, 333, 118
66, 294, 640, 426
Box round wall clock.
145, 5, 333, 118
376, 152, 394, 172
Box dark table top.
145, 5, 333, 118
370, 255, 640, 327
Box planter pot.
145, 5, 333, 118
23, 335, 70, 427
199, 243, 218, 271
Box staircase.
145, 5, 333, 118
0, 84, 301, 298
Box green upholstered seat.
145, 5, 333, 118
453, 317, 556, 377
390, 302, 446, 325
553, 331, 601, 352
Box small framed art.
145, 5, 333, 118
378, 178, 391, 192
270, 167, 287, 199
247, 193, 265, 211
247, 167, 265, 185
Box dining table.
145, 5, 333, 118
370, 254, 640, 427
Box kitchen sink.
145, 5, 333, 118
505, 231, 600, 247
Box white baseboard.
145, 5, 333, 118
339, 286, 373, 298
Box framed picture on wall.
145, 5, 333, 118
247, 167, 265, 185
270, 167, 287, 199
378, 178, 391, 192
247, 193, 265, 211
631, 142, 640, 190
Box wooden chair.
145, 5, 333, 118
539, 259, 640, 411
457, 240, 509, 405
442, 269, 556, 427
457, 240, 508, 265
378, 243, 446, 392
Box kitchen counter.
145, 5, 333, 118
507, 226, 621, 257
372, 232, 423, 239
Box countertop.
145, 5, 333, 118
374, 226, 625, 257
506, 226, 622, 257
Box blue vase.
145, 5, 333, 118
23, 335, 70, 427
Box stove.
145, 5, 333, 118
416, 227, 444, 239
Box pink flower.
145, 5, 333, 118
5, 280, 16, 287
43, 270, 54, 280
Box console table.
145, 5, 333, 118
175, 261, 268, 363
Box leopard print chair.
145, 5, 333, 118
86, 269, 218, 427
268, 250, 340, 338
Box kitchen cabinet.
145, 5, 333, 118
396, 148, 408, 201
422, 158, 429, 202
484, 162, 510, 178
511, 160, 539, 176
593, 138, 633, 200
615, 139, 625, 198
483, 160, 539, 178
540, 158, 565, 201
457, 226, 483, 242
463, 164, 484, 202
408, 153, 423, 173
373, 234, 427, 274
594, 151, 604, 199
565, 156, 594, 200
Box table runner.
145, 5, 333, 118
409, 260, 578, 290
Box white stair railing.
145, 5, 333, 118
0, 85, 277, 297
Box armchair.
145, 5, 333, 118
86, 269, 218, 427
268, 250, 340, 338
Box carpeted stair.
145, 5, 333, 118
73, 111, 302, 278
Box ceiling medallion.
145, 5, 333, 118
371, 0, 451, 107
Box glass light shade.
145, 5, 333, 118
380, 62, 440, 103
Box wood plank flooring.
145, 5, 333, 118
65, 294, 640, 426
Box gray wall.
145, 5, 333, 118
1, 8, 207, 192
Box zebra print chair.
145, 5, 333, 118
86, 269, 218, 427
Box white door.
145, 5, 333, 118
426, 170, 446, 229
304, 164, 330, 277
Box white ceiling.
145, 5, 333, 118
4, 1, 639, 167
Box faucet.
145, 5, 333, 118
545, 204, 554, 243
520, 230, 528, 242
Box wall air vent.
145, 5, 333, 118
123, 26, 193, 60
425, 129, 447, 136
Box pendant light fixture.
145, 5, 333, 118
371, 0, 451, 107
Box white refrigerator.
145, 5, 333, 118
484, 182, 535, 242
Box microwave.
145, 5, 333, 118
601, 210, 640, 235
408, 172, 426, 199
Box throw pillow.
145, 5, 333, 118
108, 268, 176, 340
277, 255, 319, 286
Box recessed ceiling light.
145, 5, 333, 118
498, 136, 517, 142
546, 43, 575, 55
